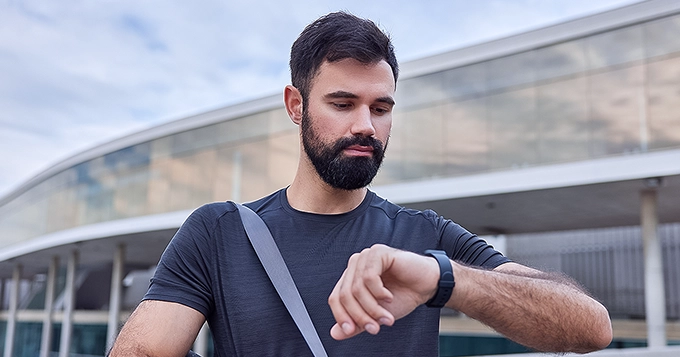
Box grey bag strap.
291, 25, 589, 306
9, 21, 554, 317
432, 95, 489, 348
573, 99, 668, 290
235, 203, 329, 357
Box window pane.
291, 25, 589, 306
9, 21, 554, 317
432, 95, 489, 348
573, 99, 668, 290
267, 130, 299, 191
374, 111, 406, 185
537, 76, 590, 163
535, 39, 588, 82
589, 65, 644, 156
647, 56, 680, 150
239, 141, 269, 202
587, 25, 644, 69
488, 88, 538, 169
486, 51, 536, 91
400, 105, 446, 180
396, 72, 449, 109
166, 149, 219, 211
444, 97, 489, 175
644, 14, 680, 59
444, 63, 487, 99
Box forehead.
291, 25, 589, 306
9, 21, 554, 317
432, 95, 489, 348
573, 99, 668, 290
309, 59, 396, 98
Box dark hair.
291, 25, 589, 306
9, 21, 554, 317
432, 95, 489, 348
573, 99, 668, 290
290, 11, 399, 102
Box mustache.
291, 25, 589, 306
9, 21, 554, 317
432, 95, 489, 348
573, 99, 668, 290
333, 135, 384, 154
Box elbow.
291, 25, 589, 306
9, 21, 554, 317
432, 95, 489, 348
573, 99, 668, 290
590, 322, 613, 352
577, 306, 613, 353
592, 304, 613, 351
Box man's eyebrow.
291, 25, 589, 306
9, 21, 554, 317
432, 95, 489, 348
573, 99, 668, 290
376, 96, 395, 106
324, 91, 395, 106
324, 91, 358, 99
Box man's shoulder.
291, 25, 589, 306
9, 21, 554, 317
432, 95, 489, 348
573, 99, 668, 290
368, 191, 440, 222
192, 189, 284, 219
192, 200, 237, 220
243, 188, 285, 213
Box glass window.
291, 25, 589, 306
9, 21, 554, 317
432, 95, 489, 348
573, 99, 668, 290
444, 97, 489, 176
166, 149, 219, 212
535, 39, 588, 82
211, 146, 238, 202
588, 65, 645, 156
400, 104, 446, 181
374, 111, 406, 185
112, 167, 150, 219
147, 154, 172, 215
267, 108, 297, 134
487, 88, 538, 169
644, 14, 680, 59
647, 56, 680, 150
239, 140, 270, 202
443, 63, 487, 100
150, 136, 172, 160
537, 76, 590, 164
46, 186, 78, 233
218, 112, 271, 145
266, 131, 299, 191
396, 72, 449, 109
486, 51, 536, 92
171, 125, 219, 157
103, 143, 151, 172
586, 25, 644, 69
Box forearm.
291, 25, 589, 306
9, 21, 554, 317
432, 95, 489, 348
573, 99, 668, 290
447, 263, 612, 353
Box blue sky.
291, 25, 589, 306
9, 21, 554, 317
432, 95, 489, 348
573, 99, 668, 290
0, 0, 640, 198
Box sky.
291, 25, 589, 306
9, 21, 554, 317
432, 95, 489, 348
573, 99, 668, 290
0, 0, 642, 198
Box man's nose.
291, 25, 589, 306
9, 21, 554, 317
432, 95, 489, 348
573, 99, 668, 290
350, 106, 376, 137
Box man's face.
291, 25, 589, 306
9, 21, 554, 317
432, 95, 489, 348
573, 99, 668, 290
301, 107, 387, 190
300, 59, 395, 190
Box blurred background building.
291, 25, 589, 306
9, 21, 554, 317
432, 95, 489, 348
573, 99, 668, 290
1, 0, 680, 356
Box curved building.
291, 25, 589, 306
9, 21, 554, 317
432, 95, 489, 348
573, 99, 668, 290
2, 1, 680, 356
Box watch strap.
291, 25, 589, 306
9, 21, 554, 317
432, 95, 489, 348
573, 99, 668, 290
424, 250, 455, 308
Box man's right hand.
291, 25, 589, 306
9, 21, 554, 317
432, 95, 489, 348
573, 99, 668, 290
327, 244, 440, 340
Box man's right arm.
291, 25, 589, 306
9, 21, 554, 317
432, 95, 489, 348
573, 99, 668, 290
108, 300, 205, 357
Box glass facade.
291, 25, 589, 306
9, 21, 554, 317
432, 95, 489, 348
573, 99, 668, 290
2, 13, 680, 251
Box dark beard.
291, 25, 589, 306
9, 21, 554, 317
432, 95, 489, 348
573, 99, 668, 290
301, 110, 387, 190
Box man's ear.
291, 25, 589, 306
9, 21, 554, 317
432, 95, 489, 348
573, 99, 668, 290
284, 85, 303, 125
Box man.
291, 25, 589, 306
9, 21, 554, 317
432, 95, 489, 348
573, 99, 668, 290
109, 12, 612, 356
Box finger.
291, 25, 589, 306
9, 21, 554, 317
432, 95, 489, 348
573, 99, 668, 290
336, 253, 382, 335
329, 252, 384, 338
330, 321, 364, 340
339, 249, 395, 334
328, 270, 359, 339
351, 263, 395, 325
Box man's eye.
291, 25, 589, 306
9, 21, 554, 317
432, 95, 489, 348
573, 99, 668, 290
373, 107, 389, 114
334, 103, 351, 109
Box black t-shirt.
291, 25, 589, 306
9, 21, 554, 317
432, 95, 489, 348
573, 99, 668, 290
145, 189, 510, 356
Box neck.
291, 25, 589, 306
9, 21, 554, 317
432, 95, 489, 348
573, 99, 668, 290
287, 165, 368, 214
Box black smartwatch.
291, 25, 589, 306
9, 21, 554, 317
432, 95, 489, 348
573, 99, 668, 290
424, 250, 455, 308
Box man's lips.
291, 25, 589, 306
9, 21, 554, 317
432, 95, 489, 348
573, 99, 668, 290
344, 145, 374, 157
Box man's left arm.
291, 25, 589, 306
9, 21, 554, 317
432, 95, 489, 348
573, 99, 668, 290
328, 245, 612, 353
452, 261, 613, 353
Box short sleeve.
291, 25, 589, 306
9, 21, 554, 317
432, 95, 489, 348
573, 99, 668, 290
144, 205, 216, 317
431, 212, 511, 269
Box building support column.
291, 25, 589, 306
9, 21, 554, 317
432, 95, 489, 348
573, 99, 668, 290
0, 277, 5, 310
194, 323, 209, 356
107, 244, 125, 350
3, 264, 21, 357
40, 256, 59, 357
59, 250, 78, 357
641, 186, 667, 348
